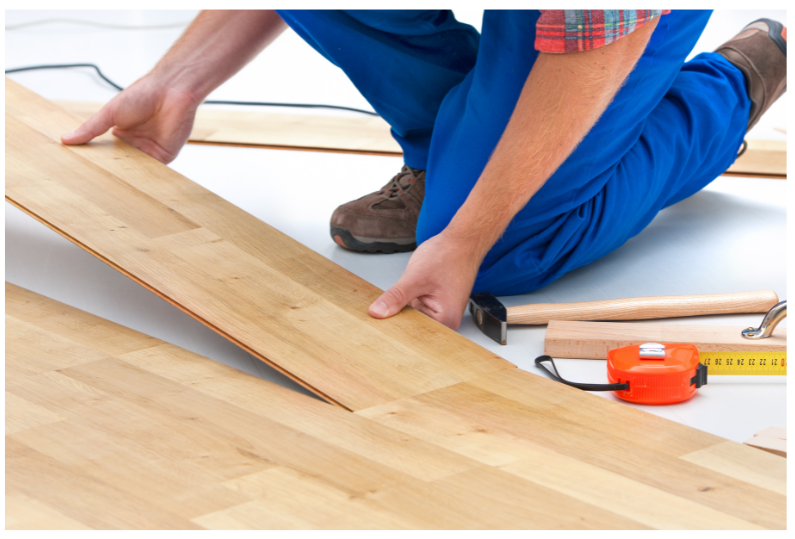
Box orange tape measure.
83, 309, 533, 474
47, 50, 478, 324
536, 342, 707, 405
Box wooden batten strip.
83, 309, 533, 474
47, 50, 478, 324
544, 320, 786, 359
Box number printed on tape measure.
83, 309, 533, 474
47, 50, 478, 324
700, 352, 787, 375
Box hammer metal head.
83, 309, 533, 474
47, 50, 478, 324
469, 293, 508, 345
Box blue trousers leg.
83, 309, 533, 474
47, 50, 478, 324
276, 10, 479, 170
280, 10, 751, 296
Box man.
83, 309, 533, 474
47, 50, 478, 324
62, 10, 786, 329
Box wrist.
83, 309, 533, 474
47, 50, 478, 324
438, 224, 492, 270
146, 62, 209, 108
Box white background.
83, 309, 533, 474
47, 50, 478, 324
5, 9, 788, 443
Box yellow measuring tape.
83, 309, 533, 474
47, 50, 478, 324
700, 351, 787, 375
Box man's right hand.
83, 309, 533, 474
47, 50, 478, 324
61, 76, 200, 164
60, 10, 287, 164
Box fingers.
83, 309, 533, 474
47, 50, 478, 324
112, 129, 176, 164
415, 299, 461, 330
61, 103, 115, 145
369, 285, 412, 319
369, 284, 463, 329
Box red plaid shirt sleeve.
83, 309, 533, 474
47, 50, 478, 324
535, 10, 670, 53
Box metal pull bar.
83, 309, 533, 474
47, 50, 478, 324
742, 300, 787, 339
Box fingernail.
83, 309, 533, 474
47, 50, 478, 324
370, 301, 389, 317
63, 131, 75, 139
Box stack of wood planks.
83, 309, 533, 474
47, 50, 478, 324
5, 79, 787, 529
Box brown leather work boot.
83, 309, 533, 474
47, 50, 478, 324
716, 18, 787, 131
330, 165, 425, 253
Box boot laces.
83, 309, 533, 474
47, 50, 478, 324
384, 166, 418, 198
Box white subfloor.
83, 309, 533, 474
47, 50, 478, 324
5, 10, 788, 444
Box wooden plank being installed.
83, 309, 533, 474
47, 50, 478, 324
57, 100, 402, 155
57, 100, 787, 177
6, 78, 513, 412
544, 320, 787, 359
6, 284, 786, 529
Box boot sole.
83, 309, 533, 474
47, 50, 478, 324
330, 227, 416, 254
752, 18, 787, 57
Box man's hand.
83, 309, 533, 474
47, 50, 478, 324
61, 10, 287, 162
61, 77, 199, 164
369, 232, 479, 330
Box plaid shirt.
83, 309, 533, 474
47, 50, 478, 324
535, 10, 670, 53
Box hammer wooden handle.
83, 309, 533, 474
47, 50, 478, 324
505, 290, 779, 325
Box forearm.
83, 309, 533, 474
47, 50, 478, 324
150, 10, 287, 103
444, 18, 658, 263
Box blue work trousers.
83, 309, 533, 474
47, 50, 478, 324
278, 10, 750, 295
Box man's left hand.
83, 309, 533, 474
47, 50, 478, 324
368, 232, 480, 329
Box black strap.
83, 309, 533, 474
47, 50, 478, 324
737, 139, 748, 158
534, 355, 629, 392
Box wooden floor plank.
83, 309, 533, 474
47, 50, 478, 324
7, 78, 514, 411
681, 442, 787, 496
6, 437, 202, 530
5, 283, 161, 356
5, 492, 93, 531
5, 391, 64, 435
357, 369, 786, 530
57, 100, 403, 155
501, 456, 762, 530
6, 284, 785, 529
56, 101, 786, 178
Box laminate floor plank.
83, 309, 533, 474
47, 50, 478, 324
6, 437, 202, 530
356, 370, 785, 529
5, 492, 93, 531
681, 442, 787, 495
5, 283, 161, 355
56, 101, 786, 178
6, 79, 514, 411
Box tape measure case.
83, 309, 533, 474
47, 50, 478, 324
608, 343, 706, 405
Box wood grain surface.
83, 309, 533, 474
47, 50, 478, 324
57, 101, 786, 178
6, 284, 786, 529
506, 290, 779, 325
544, 320, 787, 359
7, 78, 513, 412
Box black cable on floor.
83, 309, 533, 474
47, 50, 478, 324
6, 63, 124, 91
5, 63, 380, 116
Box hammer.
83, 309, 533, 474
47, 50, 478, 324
468, 290, 780, 344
